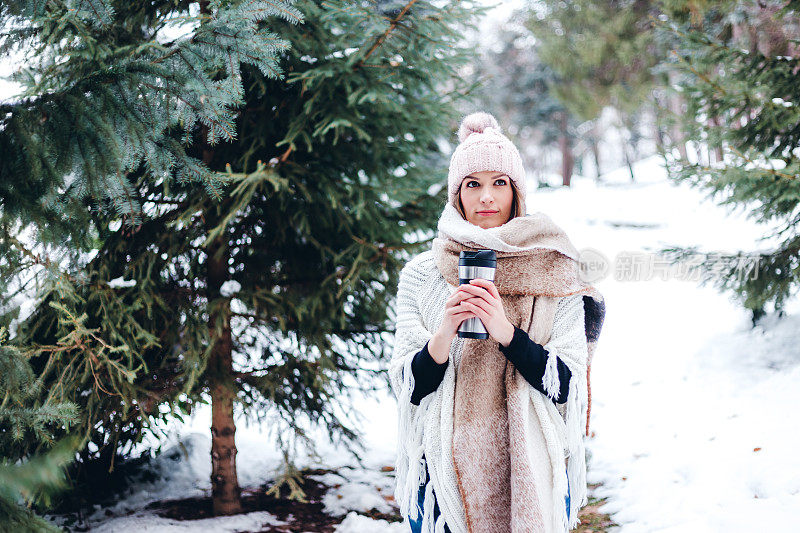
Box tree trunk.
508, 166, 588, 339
623, 143, 636, 182
590, 122, 602, 182
706, 63, 724, 164
667, 69, 688, 159
559, 112, 574, 187
207, 229, 242, 516
651, 102, 665, 153
654, 122, 665, 153
198, 0, 242, 503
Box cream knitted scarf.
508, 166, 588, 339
431, 202, 606, 533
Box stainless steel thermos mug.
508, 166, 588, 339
457, 249, 497, 339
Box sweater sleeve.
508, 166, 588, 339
498, 326, 572, 404
409, 341, 449, 405
388, 258, 436, 406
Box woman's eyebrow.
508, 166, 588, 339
465, 174, 506, 179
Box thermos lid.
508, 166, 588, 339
458, 249, 496, 268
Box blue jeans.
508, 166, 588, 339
566, 465, 571, 520
407, 457, 452, 533
407, 459, 570, 532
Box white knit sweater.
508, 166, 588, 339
388, 249, 589, 533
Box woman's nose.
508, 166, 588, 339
481, 187, 493, 202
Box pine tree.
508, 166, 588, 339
11, 0, 486, 517
470, 17, 583, 185
657, 0, 800, 321
0, 0, 302, 240
1, 0, 303, 516
525, 0, 665, 179
0, 328, 79, 532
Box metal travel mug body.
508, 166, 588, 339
457, 249, 497, 339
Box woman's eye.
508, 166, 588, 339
467, 181, 479, 188
495, 178, 507, 185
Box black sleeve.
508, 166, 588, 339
409, 341, 449, 405
498, 326, 572, 404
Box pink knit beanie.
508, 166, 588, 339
447, 111, 527, 214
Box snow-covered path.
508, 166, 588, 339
66, 156, 800, 532
548, 157, 800, 532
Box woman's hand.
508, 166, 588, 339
429, 286, 478, 363
457, 278, 515, 347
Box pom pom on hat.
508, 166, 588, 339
447, 111, 527, 215
457, 112, 501, 143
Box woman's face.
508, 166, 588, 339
458, 171, 514, 229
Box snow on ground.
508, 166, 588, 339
334, 512, 405, 533
536, 155, 800, 532
60, 154, 800, 532
55, 401, 405, 531
88, 510, 287, 533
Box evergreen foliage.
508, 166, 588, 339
524, 0, 670, 180
1, 0, 303, 518
0, 0, 302, 238
162, 0, 484, 510
525, 0, 663, 122
1, 327, 79, 532
5, 0, 486, 516
657, 0, 800, 321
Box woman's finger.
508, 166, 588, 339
446, 289, 467, 305
458, 283, 494, 303
446, 290, 473, 308
447, 300, 474, 313
462, 299, 490, 317
469, 278, 501, 301
460, 286, 501, 315
476, 279, 500, 300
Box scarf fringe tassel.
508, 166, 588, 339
542, 349, 561, 401
394, 349, 428, 524
564, 360, 589, 530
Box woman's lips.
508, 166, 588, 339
477, 210, 498, 216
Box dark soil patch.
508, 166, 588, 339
145, 467, 403, 532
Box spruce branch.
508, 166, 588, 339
355, 0, 419, 68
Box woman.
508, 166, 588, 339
388, 112, 606, 533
